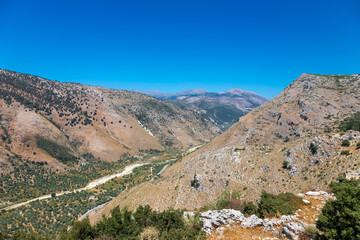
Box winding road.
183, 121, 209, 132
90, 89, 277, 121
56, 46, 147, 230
3, 163, 145, 211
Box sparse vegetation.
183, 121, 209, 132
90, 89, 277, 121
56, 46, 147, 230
339, 112, 360, 132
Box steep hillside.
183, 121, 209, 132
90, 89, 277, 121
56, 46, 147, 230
0, 69, 220, 170
137, 89, 267, 130
90, 73, 360, 223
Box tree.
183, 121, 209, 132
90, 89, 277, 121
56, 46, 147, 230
309, 142, 318, 155
190, 174, 200, 189
357, 142, 360, 149
316, 178, 360, 240
282, 160, 289, 169
342, 139, 350, 147
67, 218, 94, 240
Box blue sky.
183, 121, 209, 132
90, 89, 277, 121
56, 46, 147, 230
0, 0, 359, 99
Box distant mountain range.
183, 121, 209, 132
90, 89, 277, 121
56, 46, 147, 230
136, 88, 268, 130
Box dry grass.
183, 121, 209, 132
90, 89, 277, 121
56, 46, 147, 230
207, 194, 332, 240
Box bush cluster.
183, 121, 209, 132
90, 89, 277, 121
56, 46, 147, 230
63, 205, 205, 240
339, 112, 360, 132
208, 190, 303, 218
317, 178, 360, 240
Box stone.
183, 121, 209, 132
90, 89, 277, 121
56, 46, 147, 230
281, 222, 305, 240
241, 215, 263, 228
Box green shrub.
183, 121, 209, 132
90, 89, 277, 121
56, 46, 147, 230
341, 139, 350, 147
309, 142, 318, 155
282, 160, 289, 169
357, 142, 360, 149
317, 178, 360, 240
216, 196, 230, 210
243, 202, 258, 216
190, 174, 200, 189
257, 192, 303, 218
341, 150, 350, 155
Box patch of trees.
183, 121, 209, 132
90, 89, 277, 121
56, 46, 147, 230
35, 136, 78, 165
59, 205, 205, 240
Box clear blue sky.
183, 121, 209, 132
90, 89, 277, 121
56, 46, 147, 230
0, 0, 359, 99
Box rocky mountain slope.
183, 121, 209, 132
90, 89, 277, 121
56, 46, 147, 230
137, 88, 267, 130
90, 73, 360, 223
0, 69, 220, 173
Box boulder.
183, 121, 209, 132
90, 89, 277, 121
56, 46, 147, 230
241, 215, 263, 228
281, 222, 305, 240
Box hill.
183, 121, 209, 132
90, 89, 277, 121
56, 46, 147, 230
137, 88, 267, 130
90, 73, 360, 223
0, 68, 220, 206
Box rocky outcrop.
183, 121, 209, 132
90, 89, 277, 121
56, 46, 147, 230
193, 208, 308, 238
197, 209, 245, 234
184, 192, 334, 239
